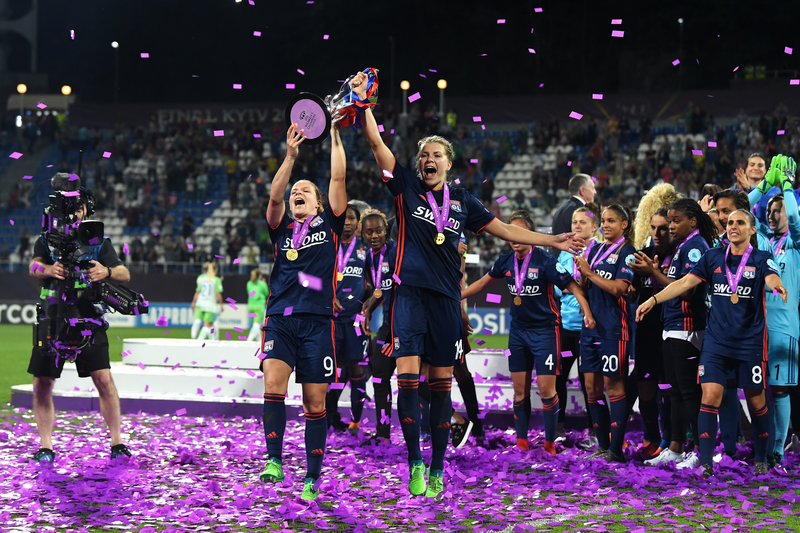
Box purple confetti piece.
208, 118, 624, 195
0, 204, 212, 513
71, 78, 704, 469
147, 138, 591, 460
692, 150, 703, 156
328, 382, 345, 390
672, 59, 680, 66
286, 83, 295, 89
175, 408, 187, 416
561, 350, 573, 357
392, 273, 402, 285
454, 178, 461, 184
297, 69, 305, 75
213, 130, 224, 137
233, 258, 240, 264
592, 94, 603, 99
472, 116, 482, 122
777, 130, 785, 135
786, 46, 793, 55
658, 383, 672, 389
9, 220, 13, 226
408, 92, 421, 103
9, 152, 22, 159
497, 19, 505, 24
233, 83, 242, 89
23, 175, 32, 179
791, 79, 800, 85
528, 48, 536, 54
37, 102, 46, 109
141, 52, 149, 58
378, 124, 385, 133
253, 30, 261, 36
611, 30, 624, 37
298, 272, 323, 291
567, 161, 572, 167
611, 18, 622, 24
486, 293, 501, 304
708, 141, 717, 147
534, 7, 542, 12
569, 111, 583, 120
70, 29, 75, 39
138, 362, 146, 370
323, 34, 329, 39
283, 306, 294, 316
496, 196, 507, 203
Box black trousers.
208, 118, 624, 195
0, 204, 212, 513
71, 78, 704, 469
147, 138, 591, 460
662, 337, 702, 444
556, 328, 593, 429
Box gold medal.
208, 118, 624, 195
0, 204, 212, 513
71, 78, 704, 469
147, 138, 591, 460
286, 249, 298, 261
337, 272, 344, 281
730, 293, 739, 304
435, 232, 445, 245
514, 296, 522, 306
373, 289, 383, 299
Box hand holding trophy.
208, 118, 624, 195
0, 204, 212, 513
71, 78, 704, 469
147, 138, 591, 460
284, 68, 379, 145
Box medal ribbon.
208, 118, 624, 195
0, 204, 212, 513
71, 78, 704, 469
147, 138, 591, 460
589, 236, 625, 271
662, 229, 700, 269
425, 183, 451, 237
573, 239, 595, 281
370, 245, 386, 289
338, 237, 358, 274
724, 243, 753, 299
771, 232, 789, 256
514, 247, 534, 300
291, 216, 313, 251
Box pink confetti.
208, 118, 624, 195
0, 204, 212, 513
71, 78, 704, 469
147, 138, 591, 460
175, 408, 187, 416
470, 158, 479, 164
323, 34, 329, 40
9, 220, 14, 226
496, 196, 507, 203
187, 243, 194, 249
777, 129, 785, 135
658, 383, 672, 389
297, 69, 305, 75
286, 83, 295, 89
138, 362, 146, 370
611, 18, 622, 24
481, 125, 486, 130
123, 243, 130, 254
253, 31, 261, 37
70, 30, 75, 40
233, 258, 240, 264
378, 124, 385, 133
791, 79, 800, 85
539, 83, 544, 87
204, 201, 212, 205
103, 151, 111, 158
392, 273, 402, 285
561, 351, 573, 358
611, 30, 624, 38
298, 272, 323, 291
528, 48, 536, 54
419, 73, 427, 78
382, 169, 393, 179
708, 141, 717, 147
672, 59, 680, 66
23, 175, 32, 179
734, 66, 740, 72
497, 19, 505, 24
37, 102, 46, 109
569, 111, 583, 120
786, 46, 793, 55
233, 83, 242, 89
408, 92, 421, 103
472, 116, 482, 122
534, 7, 543, 12
692, 150, 703, 156
283, 306, 293, 316
9, 152, 22, 159
486, 293, 501, 304
592, 94, 603, 100
454, 179, 461, 184
567, 161, 572, 167
328, 382, 345, 390
141, 53, 150, 58
213, 130, 224, 136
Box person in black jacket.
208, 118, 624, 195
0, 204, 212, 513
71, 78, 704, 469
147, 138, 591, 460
551, 174, 597, 235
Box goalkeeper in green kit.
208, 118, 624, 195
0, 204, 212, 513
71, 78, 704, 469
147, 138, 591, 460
247, 269, 270, 342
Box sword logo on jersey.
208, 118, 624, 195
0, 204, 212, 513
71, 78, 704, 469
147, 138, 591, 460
713, 283, 752, 298
593, 269, 614, 280
411, 205, 462, 233
339, 265, 364, 278
507, 284, 542, 296
281, 226, 330, 252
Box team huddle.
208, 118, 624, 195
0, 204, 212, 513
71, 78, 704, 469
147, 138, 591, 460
245, 74, 799, 501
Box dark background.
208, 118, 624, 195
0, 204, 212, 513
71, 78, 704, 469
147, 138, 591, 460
3, 0, 800, 103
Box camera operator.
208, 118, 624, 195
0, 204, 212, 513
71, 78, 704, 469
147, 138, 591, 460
28, 197, 133, 464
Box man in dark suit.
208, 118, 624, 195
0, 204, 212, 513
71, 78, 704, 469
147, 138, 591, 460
551, 173, 596, 235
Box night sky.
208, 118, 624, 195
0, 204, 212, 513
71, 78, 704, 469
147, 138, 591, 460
6, 0, 800, 103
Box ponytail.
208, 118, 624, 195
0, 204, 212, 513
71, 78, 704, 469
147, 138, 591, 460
204, 262, 217, 280
250, 268, 259, 283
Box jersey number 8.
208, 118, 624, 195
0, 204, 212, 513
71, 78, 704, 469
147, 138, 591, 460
751, 365, 762, 384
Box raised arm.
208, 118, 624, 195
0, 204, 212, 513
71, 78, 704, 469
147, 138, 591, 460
350, 72, 395, 174
266, 124, 305, 228
483, 218, 584, 254
460, 273, 499, 300
780, 158, 800, 239
328, 125, 347, 216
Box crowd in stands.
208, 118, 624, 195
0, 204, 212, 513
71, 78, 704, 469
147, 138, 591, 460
1, 100, 799, 269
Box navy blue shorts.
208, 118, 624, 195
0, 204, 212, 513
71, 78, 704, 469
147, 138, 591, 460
579, 336, 630, 378
334, 319, 371, 362
699, 350, 767, 389
259, 314, 337, 383
508, 325, 561, 375
387, 285, 463, 367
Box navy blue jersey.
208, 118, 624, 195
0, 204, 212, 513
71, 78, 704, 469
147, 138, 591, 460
632, 245, 666, 338
266, 205, 346, 316
383, 161, 495, 300
581, 241, 637, 340
365, 240, 398, 328
662, 233, 710, 332
334, 237, 368, 322
689, 247, 779, 358
488, 248, 574, 329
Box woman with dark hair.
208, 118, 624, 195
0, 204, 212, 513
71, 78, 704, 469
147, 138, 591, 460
461, 210, 594, 454
574, 203, 638, 462
638, 209, 787, 477
644, 198, 716, 469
